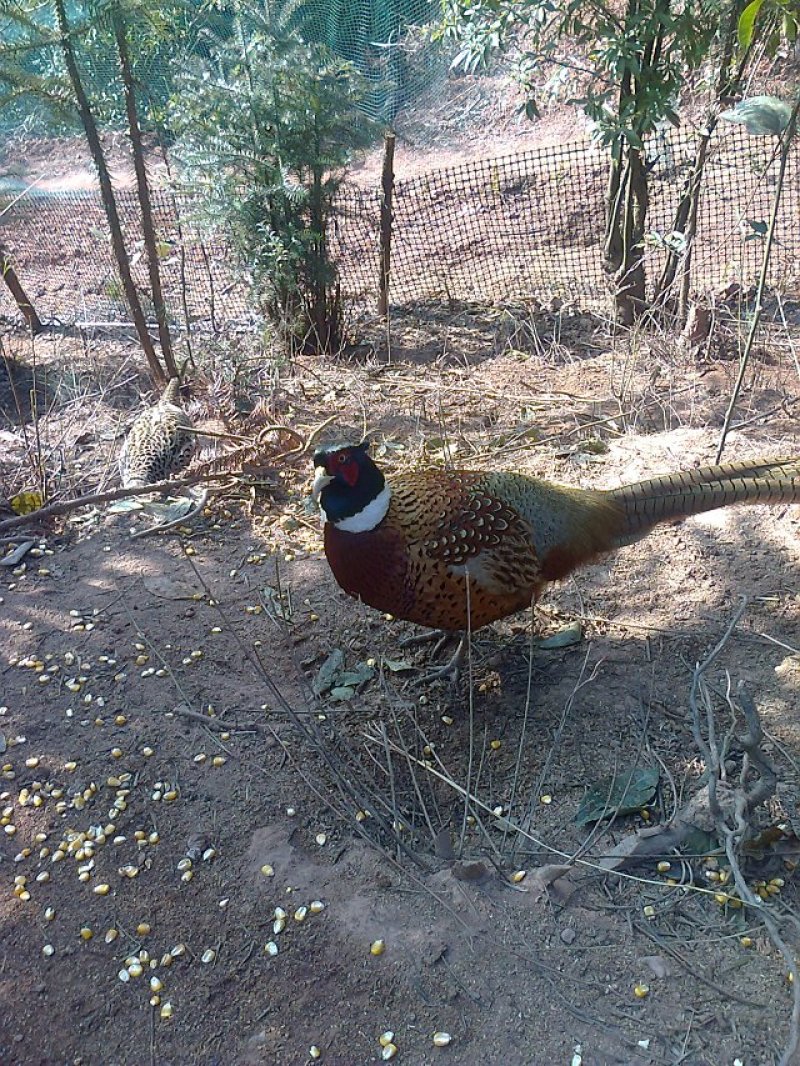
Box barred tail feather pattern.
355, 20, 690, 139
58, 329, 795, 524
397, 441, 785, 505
606, 467, 800, 548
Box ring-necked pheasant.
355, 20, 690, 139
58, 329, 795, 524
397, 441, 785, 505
119, 378, 195, 489
312, 441, 800, 678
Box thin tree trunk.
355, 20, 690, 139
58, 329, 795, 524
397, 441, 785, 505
625, 144, 649, 315
54, 0, 165, 384
0, 242, 44, 333
604, 141, 648, 325
653, 0, 748, 318
113, 10, 177, 378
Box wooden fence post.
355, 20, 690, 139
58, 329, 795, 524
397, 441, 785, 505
378, 131, 395, 318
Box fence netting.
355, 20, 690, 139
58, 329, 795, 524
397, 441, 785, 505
0, 123, 797, 332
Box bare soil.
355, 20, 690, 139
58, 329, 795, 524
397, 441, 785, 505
1, 311, 799, 1066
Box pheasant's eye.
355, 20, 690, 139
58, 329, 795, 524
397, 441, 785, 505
337, 453, 348, 464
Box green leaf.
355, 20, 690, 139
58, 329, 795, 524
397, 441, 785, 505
738, 0, 766, 49
720, 95, 792, 135
575, 766, 659, 826
10, 490, 43, 515
312, 649, 345, 697
741, 217, 769, 241
538, 621, 583, 649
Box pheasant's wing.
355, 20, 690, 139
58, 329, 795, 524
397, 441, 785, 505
391, 471, 544, 628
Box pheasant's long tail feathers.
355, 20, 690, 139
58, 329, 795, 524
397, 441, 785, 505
606, 461, 800, 548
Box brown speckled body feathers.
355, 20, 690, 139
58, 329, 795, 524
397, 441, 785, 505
322, 457, 800, 632
119, 379, 195, 489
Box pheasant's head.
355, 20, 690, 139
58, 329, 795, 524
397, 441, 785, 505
312, 441, 391, 532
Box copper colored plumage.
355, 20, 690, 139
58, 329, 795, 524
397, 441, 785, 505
119, 378, 195, 489
312, 443, 800, 634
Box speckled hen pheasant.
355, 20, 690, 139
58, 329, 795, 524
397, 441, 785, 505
312, 442, 800, 674
119, 378, 195, 489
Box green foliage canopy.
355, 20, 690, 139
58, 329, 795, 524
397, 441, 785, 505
440, 0, 730, 152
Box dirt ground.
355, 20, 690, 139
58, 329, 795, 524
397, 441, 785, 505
1, 308, 799, 1066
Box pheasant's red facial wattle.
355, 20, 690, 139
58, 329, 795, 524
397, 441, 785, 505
326, 450, 360, 487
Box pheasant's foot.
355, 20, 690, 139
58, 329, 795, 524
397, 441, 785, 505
410, 635, 468, 689
400, 629, 454, 658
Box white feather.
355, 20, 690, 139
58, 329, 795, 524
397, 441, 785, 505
328, 483, 392, 532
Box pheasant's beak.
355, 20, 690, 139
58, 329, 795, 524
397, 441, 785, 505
312, 466, 333, 506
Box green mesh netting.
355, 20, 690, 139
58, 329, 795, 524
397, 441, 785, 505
0, 0, 441, 141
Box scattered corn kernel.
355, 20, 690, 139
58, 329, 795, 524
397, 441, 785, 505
379, 1032, 394, 1047
201, 949, 216, 964
370, 939, 386, 956
656, 861, 671, 874
93, 883, 111, 896
634, 984, 650, 999
432, 1032, 452, 1047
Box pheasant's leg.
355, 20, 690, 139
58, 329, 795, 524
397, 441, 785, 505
410, 635, 468, 689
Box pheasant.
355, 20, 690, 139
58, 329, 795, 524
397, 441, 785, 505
312, 441, 800, 678
119, 378, 195, 489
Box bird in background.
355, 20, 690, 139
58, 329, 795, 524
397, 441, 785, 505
119, 377, 195, 489
312, 441, 800, 681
